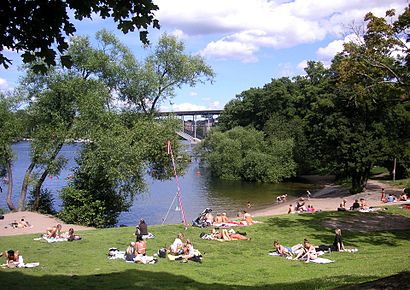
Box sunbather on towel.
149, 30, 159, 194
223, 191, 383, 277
46, 224, 62, 238
2, 249, 20, 268
241, 210, 253, 225
273, 241, 292, 257
294, 239, 317, 263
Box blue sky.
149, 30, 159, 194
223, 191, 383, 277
0, 0, 408, 111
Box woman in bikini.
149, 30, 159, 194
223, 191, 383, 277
46, 224, 62, 238
273, 241, 292, 257
294, 239, 317, 263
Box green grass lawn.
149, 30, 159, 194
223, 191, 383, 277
1, 210, 410, 290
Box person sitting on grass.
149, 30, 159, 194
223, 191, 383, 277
273, 241, 292, 257
135, 218, 148, 236
62, 228, 81, 241
46, 224, 62, 238
332, 228, 345, 252
133, 235, 157, 264
294, 239, 317, 263
124, 242, 137, 262
241, 210, 253, 225
179, 240, 201, 263
170, 233, 185, 255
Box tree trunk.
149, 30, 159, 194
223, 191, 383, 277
31, 142, 64, 211
5, 158, 16, 211
18, 162, 35, 211
350, 166, 371, 194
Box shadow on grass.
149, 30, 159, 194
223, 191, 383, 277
265, 211, 410, 247
0, 268, 384, 290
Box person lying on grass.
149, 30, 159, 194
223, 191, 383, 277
294, 239, 317, 263
273, 241, 293, 257
46, 224, 62, 238
210, 228, 250, 241
1, 249, 20, 268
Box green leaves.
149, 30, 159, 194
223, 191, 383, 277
198, 127, 296, 183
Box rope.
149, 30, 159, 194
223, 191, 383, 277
162, 192, 179, 225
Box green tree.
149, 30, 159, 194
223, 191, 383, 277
0, 0, 160, 72
306, 7, 410, 193
198, 127, 296, 183
0, 94, 23, 211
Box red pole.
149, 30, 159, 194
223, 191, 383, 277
168, 141, 187, 226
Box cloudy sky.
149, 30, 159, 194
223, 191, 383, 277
0, 0, 408, 111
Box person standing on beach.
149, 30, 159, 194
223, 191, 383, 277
380, 188, 385, 201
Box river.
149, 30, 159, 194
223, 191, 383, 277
0, 141, 317, 226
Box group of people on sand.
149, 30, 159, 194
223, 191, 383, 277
288, 198, 317, 214
272, 228, 356, 263
10, 218, 32, 229
380, 187, 409, 203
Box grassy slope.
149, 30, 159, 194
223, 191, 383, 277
1, 209, 410, 290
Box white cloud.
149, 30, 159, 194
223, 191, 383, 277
0, 78, 9, 90
171, 29, 188, 40
297, 60, 308, 71
189, 91, 198, 97
317, 33, 362, 61
170, 103, 207, 111
155, 0, 408, 62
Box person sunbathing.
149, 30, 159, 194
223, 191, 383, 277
62, 228, 81, 241
213, 213, 223, 224
46, 224, 62, 238
294, 239, 317, 263
211, 229, 249, 241
170, 233, 185, 255
399, 192, 408, 201
359, 198, 368, 210
181, 240, 197, 261
241, 210, 253, 225
2, 249, 20, 267
273, 241, 292, 257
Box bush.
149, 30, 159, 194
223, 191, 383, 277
27, 188, 56, 215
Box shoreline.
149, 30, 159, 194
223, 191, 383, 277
252, 179, 407, 218
0, 179, 407, 237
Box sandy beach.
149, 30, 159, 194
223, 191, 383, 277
0, 211, 94, 237
253, 178, 407, 217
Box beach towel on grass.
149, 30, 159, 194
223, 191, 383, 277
308, 257, 335, 264
34, 235, 67, 243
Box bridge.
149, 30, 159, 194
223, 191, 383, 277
158, 109, 223, 143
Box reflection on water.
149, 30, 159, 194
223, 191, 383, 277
1, 141, 317, 226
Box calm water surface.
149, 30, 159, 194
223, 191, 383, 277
0, 141, 316, 226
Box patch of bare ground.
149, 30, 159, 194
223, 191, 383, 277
322, 212, 410, 232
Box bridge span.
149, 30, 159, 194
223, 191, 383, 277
158, 109, 223, 143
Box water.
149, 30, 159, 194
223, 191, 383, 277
0, 141, 315, 226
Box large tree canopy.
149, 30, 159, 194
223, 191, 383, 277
0, 0, 160, 72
